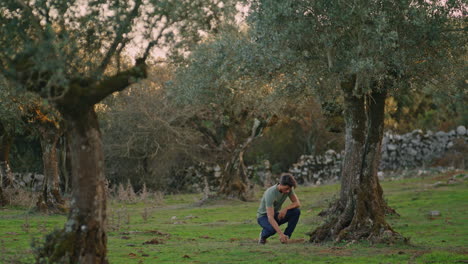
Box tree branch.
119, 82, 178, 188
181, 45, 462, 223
96, 0, 143, 77
116, 38, 131, 72
142, 27, 167, 61
78, 59, 147, 108
141, 15, 170, 61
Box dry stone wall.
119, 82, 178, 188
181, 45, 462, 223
11, 172, 44, 191
287, 126, 467, 185
380, 126, 467, 170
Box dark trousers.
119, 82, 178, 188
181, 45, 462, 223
257, 208, 301, 239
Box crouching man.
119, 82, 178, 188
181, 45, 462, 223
257, 173, 301, 244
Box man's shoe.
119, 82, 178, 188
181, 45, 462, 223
258, 232, 267, 244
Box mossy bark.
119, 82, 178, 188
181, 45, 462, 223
310, 81, 404, 244
35, 109, 108, 263
36, 128, 66, 213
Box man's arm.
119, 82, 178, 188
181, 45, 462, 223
278, 194, 301, 220
287, 193, 301, 209
266, 207, 288, 243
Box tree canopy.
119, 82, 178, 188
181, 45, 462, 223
249, 0, 466, 95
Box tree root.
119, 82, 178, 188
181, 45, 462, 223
33, 229, 76, 264
33, 223, 108, 264
309, 213, 408, 245
36, 189, 67, 214
383, 204, 400, 217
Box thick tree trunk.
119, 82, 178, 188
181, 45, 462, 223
36, 129, 66, 213
364, 91, 398, 216
310, 83, 404, 244
35, 109, 108, 263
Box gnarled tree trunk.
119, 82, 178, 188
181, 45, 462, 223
218, 119, 262, 201
219, 143, 251, 201
36, 128, 66, 213
36, 109, 108, 263
310, 80, 404, 244
363, 90, 398, 216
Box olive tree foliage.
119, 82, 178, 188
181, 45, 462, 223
0, 0, 238, 93
249, 0, 466, 243
249, 0, 466, 94
0, 0, 241, 262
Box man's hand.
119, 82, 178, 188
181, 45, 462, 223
278, 209, 287, 220
279, 233, 289, 244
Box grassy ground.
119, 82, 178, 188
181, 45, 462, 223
0, 170, 467, 263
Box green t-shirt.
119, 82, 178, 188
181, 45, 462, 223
257, 184, 295, 218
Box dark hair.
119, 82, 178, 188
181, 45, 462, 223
279, 173, 297, 188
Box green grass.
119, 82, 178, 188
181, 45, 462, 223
1, 171, 467, 263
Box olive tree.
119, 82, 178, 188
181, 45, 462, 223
20, 99, 66, 213
0, 0, 239, 262
169, 27, 288, 200
0, 77, 65, 211
249, 0, 466, 243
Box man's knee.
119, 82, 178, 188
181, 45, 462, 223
289, 208, 301, 217
262, 225, 276, 237
264, 225, 275, 233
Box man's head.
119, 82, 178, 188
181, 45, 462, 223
278, 173, 297, 194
